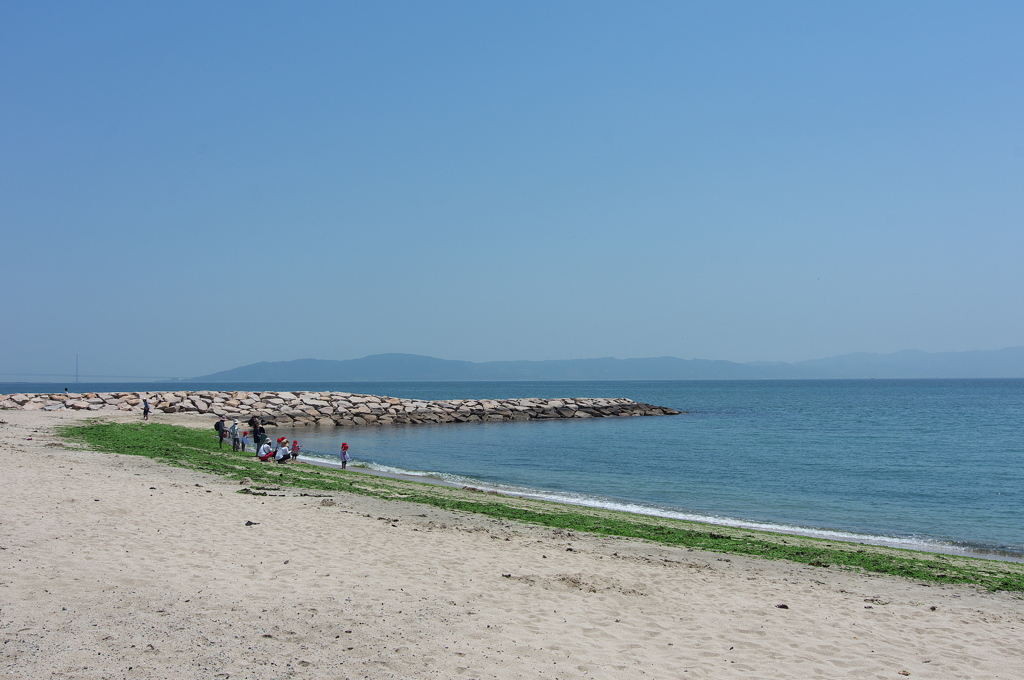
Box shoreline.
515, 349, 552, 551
2, 407, 1023, 678
9, 397, 1018, 562
297, 455, 1024, 562
55, 415, 1024, 590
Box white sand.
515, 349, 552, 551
2, 409, 1022, 679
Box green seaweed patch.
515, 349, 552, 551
58, 421, 1024, 593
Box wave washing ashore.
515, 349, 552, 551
294, 434, 1024, 562
304, 452, 1024, 561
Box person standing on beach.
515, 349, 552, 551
240, 430, 249, 452
340, 442, 350, 469
248, 415, 268, 450
214, 416, 227, 448
290, 439, 300, 461
229, 420, 241, 451
142, 398, 150, 421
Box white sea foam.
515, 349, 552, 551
298, 454, 1022, 561
296, 454, 1024, 561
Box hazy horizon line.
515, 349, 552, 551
3, 344, 1024, 383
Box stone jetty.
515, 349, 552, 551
1, 391, 682, 427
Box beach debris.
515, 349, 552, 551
245, 521, 260, 526
238, 486, 284, 496
775, 604, 789, 609
320, 498, 336, 507
239, 477, 252, 485
239, 488, 266, 495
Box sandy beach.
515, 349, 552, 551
2, 409, 1022, 679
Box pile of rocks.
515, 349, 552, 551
1, 391, 681, 427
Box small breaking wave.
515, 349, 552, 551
299, 453, 1023, 561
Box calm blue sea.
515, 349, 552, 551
6, 379, 1022, 559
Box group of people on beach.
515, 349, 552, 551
258, 436, 300, 463
211, 415, 351, 468
214, 415, 300, 463
214, 416, 251, 452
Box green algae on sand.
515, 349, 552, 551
59, 421, 1024, 593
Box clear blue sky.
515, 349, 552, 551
2, 1, 1023, 379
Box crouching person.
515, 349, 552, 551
257, 440, 275, 462
274, 438, 292, 464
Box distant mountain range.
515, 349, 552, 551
192, 346, 1024, 382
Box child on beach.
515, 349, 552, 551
240, 431, 249, 452
340, 442, 350, 469
290, 439, 300, 461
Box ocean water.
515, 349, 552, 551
273, 379, 1024, 559
6, 379, 1022, 558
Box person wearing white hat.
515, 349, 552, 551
229, 419, 241, 451
274, 438, 291, 464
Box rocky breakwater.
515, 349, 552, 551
1, 391, 682, 427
